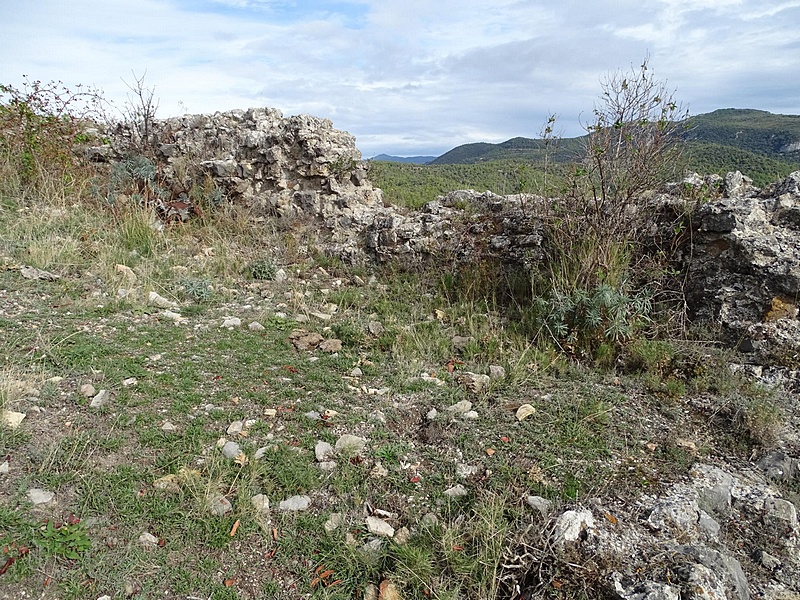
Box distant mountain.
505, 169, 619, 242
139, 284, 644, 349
425, 109, 800, 186
430, 110, 800, 164
370, 154, 437, 164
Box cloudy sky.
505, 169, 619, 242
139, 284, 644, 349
2, 0, 799, 157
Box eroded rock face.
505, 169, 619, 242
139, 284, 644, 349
101, 107, 384, 231
681, 171, 800, 365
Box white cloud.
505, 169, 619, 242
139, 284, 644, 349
1, 0, 798, 156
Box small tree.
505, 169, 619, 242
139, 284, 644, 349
532, 58, 688, 355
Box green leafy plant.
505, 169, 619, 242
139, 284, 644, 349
249, 257, 277, 280
35, 517, 91, 560
179, 277, 213, 302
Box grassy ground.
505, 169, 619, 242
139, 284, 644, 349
0, 178, 784, 599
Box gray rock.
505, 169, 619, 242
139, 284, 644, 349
757, 451, 799, 481
138, 531, 160, 548
686, 563, 728, 600
279, 495, 312, 511
248, 321, 266, 331
324, 512, 345, 533
335, 434, 366, 455
673, 545, 749, 600
608, 572, 680, 600
526, 495, 554, 517
80, 383, 96, 397
27, 488, 55, 505
221, 441, 242, 459
552, 510, 595, 547
251, 494, 270, 514
207, 493, 233, 516
489, 365, 506, 379
90, 389, 110, 408
691, 464, 734, 516
446, 400, 472, 415
315, 440, 334, 462
221, 317, 241, 328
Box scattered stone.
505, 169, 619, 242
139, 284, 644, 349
304, 410, 321, 420
457, 371, 491, 393
463, 410, 479, 420
349, 367, 363, 377
489, 365, 506, 379
456, 463, 479, 478
324, 512, 345, 533
309, 311, 332, 321
138, 532, 160, 549
27, 488, 54, 505
426, 408, 438, 420
207, 493, 233, 516
444, 484, 468, 498
552, 510, 595, 547
115, 263, 137, 284
0, 409, 26, 429
161, 310, 185, 322
446, 400, 472, 415
248, 321, 266, 331
318, 461, 337, 471
368, 321, 385, 336
227, 420, 244, 436
161, 421, 177, 432
90, 390, 110, 409
335, 434, 367, 455
0, 460, 9, 474
525, 495, 554, 517
251, 494, 270, 514
515, 404, 536, 421
221, 441, 242, 459
371, 462, 389, 478
418, 373, 446, 386
279, 495, 312, 511
153, 474, 181, 493
122, 377, 138, 387
394, 527, 411, 545
421, 512, 439, 526
20, 265, 60, 281
315, 441, 334, 462
451, 335, 472, 352
221, 317, 241, 328
148, 291, 178, 309
254, 447, 268, 460
289, 329, 324, 351
319, 338, 343, 353
80, 383, 96, 397
366, 516, 395, 538
274, 268, 287, 282
263, 408, 277, 418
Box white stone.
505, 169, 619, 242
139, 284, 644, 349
444, 484, 468, 498
27, 488, 54, 505
515, 404, 536, 421
315, 440, 334, 462
161, 421, 177, 432
80, 383, 96, 397
279, 495, 312, 511
207, 493, 233, 516
122, 377, 138, 387
366, 516, 395, 537
446, 400, 472, 415
248, 321, 266, 331
221, 317, 241, 328
138, 532, 159, 548
148, 291, 178, 309
324, 512, 345, 533
0, 410, 26, 429
251, 494, 270, 514
335, 434, 367, 455
90, 389, 110, 408
489, 365, 506, 379
553, 510, 595, 546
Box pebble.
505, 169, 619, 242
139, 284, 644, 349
394, 527, 411, 545
526, 495, 554, 517
222, 441, 242, 459
90, 389, 110, 408
350, 367, 363, 377
254, 447, 268, 460
335, 434, 367, 455
148, 291, 178, 309
319, 338, 342, 352
122, 377, 138, 387
0, 461, 9, 474
80, 383, 96, 397
248, 321, 265, 331
27, 488, 54, 505
279, 495, 312, 511
456, 463, 480, 478
207, 493, 233, 516
366, 516, 395, 538
426, 408, 438, 420
318, 461, 337, 471
138, 532, 160, 548
263, 408, 277, 418
444, 484, 469, 498
227, 421, 244, 435
251, 494, 270, 514
161, 421, 177, 432
315, 441, 334, 462
489, 365, 506, 379
463, 410, 479, 420
1, 410, 26, 429
324, 512, 345, 533
371, 462, 389, 478
221, 317, 241, 328
446, 400, 472, 415
162, 310, 184, 322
